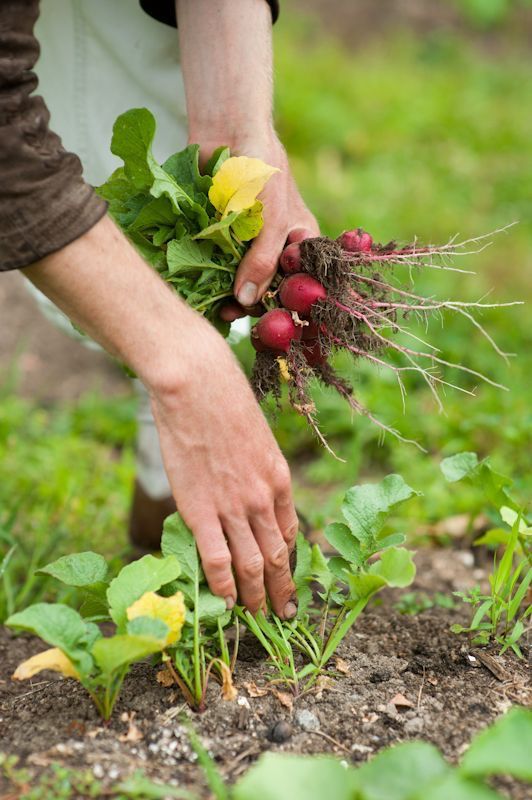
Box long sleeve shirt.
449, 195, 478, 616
0, 0, 279, 272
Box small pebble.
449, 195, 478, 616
404, 717, 424, 735
369, 669, 392, 683
269, 720, 293, 743
295, 709, 320, 731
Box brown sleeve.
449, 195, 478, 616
139, 0, 280, 27
0, 0, 107, 272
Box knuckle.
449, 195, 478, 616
272, 458, 292, 495
203, 552, 232, 574
283, 520, 299, 548
265, 542, 290, 571
249, 491, 272, 518
241, 553, 264, 580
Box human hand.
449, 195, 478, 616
195, 133, 319, 323
151, 317, 299, 619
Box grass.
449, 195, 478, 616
1, 9, 531, 612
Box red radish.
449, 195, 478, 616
338, 228, 373, 253
302, 320, 320, 340
280, 242, 303, 274
303, 340, 327, 367
254, 309, 302, 352
251, 333, 269, 353
279, 273, 327, 316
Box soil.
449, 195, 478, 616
1, 549, 530, 799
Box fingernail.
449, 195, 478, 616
283, 601, 298, 620
225, 596, 235, 610
237, 281, 258, 307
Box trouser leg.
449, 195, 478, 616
128, 380, 175, 551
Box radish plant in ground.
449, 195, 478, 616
159, 514, 237, 711
441, 452, 531, 657
99, 107, 520, 451
238, 474, 418, 694
6, 553, 185, 719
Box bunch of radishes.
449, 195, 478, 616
249, 226, 518, 452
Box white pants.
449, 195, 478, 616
31, 0, 247, 499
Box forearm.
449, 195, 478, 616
177, 0, 274, 147
22, 215, 227, 394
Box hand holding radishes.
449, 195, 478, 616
99, 107, 519, 454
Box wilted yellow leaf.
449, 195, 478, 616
127, 591, 185, 646
277, 357, 291, 383
209, 156, 279, 217
13, 648, 80, 681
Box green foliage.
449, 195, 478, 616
5, 552, 186, 719
394, 591, 455, 616
442, 453, 531, 656
233, 708, 532, 800
161, 514, 233, 710
97, 108, 272, 323
1, 709, 531, 798
238, 475, 417, 693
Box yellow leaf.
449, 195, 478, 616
277, 357, 291, 383
127, 591, 186, 646
209, 156, 279, 217
13, 648, 80, 681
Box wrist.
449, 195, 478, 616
189, 122, 280, 160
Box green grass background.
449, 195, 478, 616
1, 7, 531, 618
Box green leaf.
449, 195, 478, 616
129, 196, 177, 231
341, 475, 419, 555
6, 604, 100, 674
440, 453, 518, 512
460, 707, 532, 781
150, 165, 209, 228
162, 144, 212, 198
231, 201, 264, 241
127, 230, 167, 270
36, 552, 108, 587
234, 753, 355, 800
92, 633, 165, 676
353, 741, 450, 800
196, 588, 227, 623
193, 213, 242, 258
310, 543, 334, 594
369, 547, 416, 588
111, 107, 157, 190
346, 573, 387, 602
117, 772, 194, 799
324, 522, 363, 567
107, 554, 181, 630
204, 145, 230, 177
412, 774, 504, 800
166, 237, 224, 276
440, 452, 479, 482
161, 513, 199, 584
293, 533, 313, 613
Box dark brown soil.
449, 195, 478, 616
1, 550, 530, 798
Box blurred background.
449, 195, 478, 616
1, 0, 531, 614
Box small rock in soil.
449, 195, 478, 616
295, 709, 320, 731
404, 717, 424, 735
269, 720, 293, 743
369, 668, 392, 683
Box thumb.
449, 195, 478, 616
234, 221, 287, 307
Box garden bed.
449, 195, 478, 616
1, 549, 529, 799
